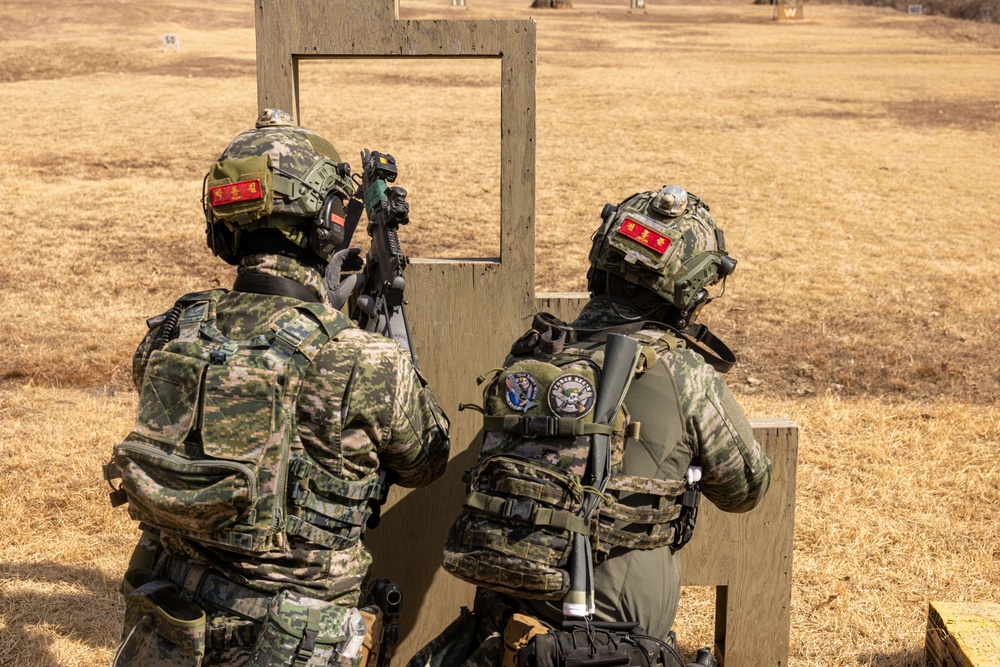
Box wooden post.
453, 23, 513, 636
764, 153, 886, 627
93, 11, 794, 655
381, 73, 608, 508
257, 5, 795, 664
774, 0, 804, 21
927, 602, 1000, 666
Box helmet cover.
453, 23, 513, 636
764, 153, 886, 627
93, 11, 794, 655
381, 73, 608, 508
589, 186, 735, 311
204, 110, 354, 262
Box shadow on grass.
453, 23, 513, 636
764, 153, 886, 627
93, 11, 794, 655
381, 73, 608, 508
0, 561, 121, 667
857, 647, 926, 666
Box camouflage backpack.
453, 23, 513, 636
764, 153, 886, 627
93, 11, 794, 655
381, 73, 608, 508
442, 315, 699, 600
105, 290, 385, 555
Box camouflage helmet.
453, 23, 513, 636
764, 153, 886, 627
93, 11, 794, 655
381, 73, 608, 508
203, 109, 354, 264
589, 186, 737, 312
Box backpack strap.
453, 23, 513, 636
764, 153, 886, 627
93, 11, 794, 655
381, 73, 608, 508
174, 289, 228, 342
270, 301, 379, 552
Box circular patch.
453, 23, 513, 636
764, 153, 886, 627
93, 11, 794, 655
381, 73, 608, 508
505, 372, 539, 413
548, 374, 597, 418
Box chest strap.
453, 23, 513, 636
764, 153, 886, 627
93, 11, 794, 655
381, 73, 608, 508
483, 415, 614, 438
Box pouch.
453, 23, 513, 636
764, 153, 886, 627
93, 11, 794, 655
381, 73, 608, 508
442, 454, 587, 599
112, 569, 206, 667
251, 589, 365, 667
502, 613, 549, 667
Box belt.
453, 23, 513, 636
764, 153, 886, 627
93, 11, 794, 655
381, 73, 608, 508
160, 556, 272, 622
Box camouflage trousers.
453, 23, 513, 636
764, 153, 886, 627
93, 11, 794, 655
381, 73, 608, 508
113, 563, 368, 667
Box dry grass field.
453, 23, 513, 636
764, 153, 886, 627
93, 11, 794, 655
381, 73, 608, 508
1, 0, 999, 665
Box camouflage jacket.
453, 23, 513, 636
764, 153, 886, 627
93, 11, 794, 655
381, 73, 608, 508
132, 253, 451, 606
570, 295, 771, 514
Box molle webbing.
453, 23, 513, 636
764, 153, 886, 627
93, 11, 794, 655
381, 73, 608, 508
112, 289, 370, 557
483, 415, 614, 438
464, 491, 591, 535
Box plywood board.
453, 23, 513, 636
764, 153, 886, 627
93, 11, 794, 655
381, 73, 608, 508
927, 602, 1000, 667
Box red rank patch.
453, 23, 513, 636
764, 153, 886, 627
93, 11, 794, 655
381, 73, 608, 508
617, 218, 671, 254
210, 179, 263, 207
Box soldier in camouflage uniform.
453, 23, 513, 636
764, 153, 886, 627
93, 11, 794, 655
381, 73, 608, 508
106, 109, 450, 667
410, 186, 770, 667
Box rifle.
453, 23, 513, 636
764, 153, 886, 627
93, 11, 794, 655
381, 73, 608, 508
335, 149, 419, 367
372, 577, 403, 667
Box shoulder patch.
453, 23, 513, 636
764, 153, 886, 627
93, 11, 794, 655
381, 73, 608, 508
505, 372, 538, 412
547, 374, 596, 418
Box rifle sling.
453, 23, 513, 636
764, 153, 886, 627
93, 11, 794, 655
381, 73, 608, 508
335, 198, 366, 253
233, 272, 322, 303
532, 312, 736, 374
677, 324, 736, 374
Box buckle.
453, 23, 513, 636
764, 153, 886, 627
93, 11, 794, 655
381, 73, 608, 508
291, 481, 312, 505
501, 498, 534, 522
522, 416, 556, 437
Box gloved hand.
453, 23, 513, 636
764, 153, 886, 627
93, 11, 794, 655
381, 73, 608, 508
324, 247, 366, 310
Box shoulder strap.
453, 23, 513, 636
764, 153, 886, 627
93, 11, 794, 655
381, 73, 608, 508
175, 289, 228, 342
674, 324, 736, 373
295, 302, 355, 340
232, 271, 322, 303
261, 302, 353, 371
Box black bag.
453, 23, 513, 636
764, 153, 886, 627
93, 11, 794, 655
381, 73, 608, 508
520, 621, 684, 667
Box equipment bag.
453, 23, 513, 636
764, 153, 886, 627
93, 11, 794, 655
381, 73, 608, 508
522, 621, 684, 667
105, 289, 380, 555
442, 315, 695, 601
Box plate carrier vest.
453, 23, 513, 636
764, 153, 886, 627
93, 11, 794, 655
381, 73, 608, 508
105, 289, 385, 555
442, 316, 702, 600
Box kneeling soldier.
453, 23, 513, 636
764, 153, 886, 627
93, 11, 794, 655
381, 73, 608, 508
416, 186, 771, 667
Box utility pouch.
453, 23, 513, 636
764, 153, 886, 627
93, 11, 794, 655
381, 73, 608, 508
443, 454, 590, 599
251, 590, 366, 667
522, 622, 681, 667
113, 569, 207, 667
503, 613, 550, 667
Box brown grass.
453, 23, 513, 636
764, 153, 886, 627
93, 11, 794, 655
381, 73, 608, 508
1, 0, 999, 665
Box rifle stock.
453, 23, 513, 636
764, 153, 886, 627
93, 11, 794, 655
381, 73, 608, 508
564, 333, 641, 617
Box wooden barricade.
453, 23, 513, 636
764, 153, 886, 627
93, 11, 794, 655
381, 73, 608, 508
255, 3, 796, 664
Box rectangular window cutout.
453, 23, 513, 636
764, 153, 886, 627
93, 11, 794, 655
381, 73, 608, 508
672, 585, 719, 662
297, 57, 501, 261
